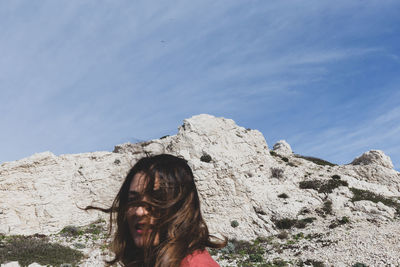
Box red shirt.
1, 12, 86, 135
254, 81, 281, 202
180, 249, 220, 267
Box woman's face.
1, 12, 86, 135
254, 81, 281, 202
126, 172, 160, 248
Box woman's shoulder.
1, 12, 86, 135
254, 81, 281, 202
180, 249, 220, 267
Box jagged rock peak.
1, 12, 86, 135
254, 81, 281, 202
272, 140, 292, 156
180, 114, 243, 134
351, 150, 394, 169
113, 114, 270, 156
0, 151, 57, 169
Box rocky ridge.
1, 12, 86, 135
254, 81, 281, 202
1, 114, 399, 266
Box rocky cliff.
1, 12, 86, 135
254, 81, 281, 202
1, 114, 399, 266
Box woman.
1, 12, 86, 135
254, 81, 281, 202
86, 154, 226, 267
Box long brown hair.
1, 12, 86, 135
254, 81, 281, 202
86, 154, 226, 267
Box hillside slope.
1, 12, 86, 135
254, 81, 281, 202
1, 114, 399, 266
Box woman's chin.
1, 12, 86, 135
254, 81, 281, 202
134, 238, 144, 247
131, 231, 160, 247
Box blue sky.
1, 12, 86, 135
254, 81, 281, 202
1, 1, 399, 170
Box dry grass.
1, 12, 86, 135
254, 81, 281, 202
0, 235, 84, 266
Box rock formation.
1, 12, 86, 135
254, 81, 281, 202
351, 149, 394, 169
1, 114, 399, 266
272, 140, 293, 156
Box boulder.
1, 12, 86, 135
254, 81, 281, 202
272, 140, 293, 156
351, 150, 394, 169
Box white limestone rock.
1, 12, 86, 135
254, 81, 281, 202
26, 264, 45, 267
351, 150, 394, 169
0, 151, 134, 235
0, 262, 46, 267
1, 114, 400, 266
351, 200, 396, 220
339, 164, 400, 191
0, 262, 20, 267
0, 114, 276, 240
272, 140, 293, 156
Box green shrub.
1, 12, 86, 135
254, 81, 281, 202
219, 241, 235, 254
231, 220, 239, 228
297, 259, 325, 267
200, 153, 212, 163
229, 239, 253, 254
338, 216, 350, 224
263, 258, 289, 267
215, 237, 289, 265
220, 238, 266, 264
270, 150, 291, 165
0, 235, 83, 266
331, 174, 341, 180
277, 231, 288, 239
295, 217, 316, 229
302, 217, 316, 223
329, 216, 350, 229
274, 218, 297, 229
300, 178, 348, 194
248, 253, 263, 262
278, 193, 289, 199
207, 247, 218, 256
286, 239, 295, 245
236, 240, 266, 266
322, 200, 333, 215
350, 188, 400, 215
73, 242, 86, 249
85, 223, 104, 235
305, 233, 324, 240
352, 263, 368, 267
273, 217, 315, 230
294, 154, 336, 166
270, 151, 278, 157
287, 162, 297, 167
60, 226, 83, 237
319, 179, 348, 194
293, 232, 304, 240
298, 207, 311, 215
328, 221, 338, 229
299, 180, 322, 191
271, 167, 284, 179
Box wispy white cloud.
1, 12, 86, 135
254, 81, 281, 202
374, 106, 400, 124
290, 92, 400, 168
0, 0, 399, 167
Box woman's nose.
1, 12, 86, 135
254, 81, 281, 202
134, 205, 148, 216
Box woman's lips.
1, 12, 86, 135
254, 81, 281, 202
135, 223, 152, 234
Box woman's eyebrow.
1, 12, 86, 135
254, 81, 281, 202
128, 189, 161, 197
